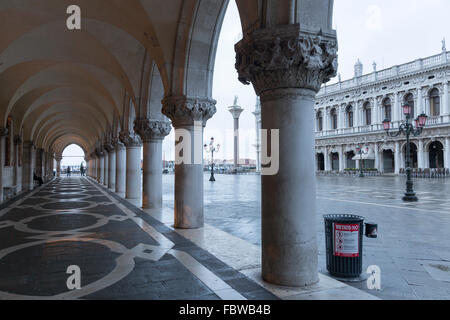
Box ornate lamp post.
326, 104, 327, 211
383, 103, 428, 202
355, 144, 365, 177
204, 137, 220, 182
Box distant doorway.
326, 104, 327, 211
429, 141, 444, 169
383, 150, 395, 173
317, 153, 325, 171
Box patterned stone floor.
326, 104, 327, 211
165, 174, 450, 300
0, 177, 280, 300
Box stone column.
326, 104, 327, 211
418, 139, 424, 169
22, 141, 35, 191
13, 135, 22, 189
115, 140, 126, 194
36, 148, 44, 179
324, 147, 330, 171
162, 96, 216, 229
445, 137, 450, 169
0, 128, 7, 201
394, 141, 400, 174
235, 25, 338, 286
56, 155, 62, 177
103, 148, 109, 186
135, 119, 172, 209
339, 145, 345, 172
105, 144, 116, 190
417, 87, 423, 115
119, 131, 142, 201
393, 92, 400, 123
374, 143, 380, 171
96, 148, 104, 184
228, 103, 244, 167
380, 149, 385, 173
444, 82, 449, 116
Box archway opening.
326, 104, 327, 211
403, 143, 418, 168
429, 141, 444, 169
61, 144, 86, 176
346, 151, 356, 169
383, 150, 395, 173
331, 152, 339, 171
317, 153, 325, 171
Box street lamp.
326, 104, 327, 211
355, 144, 365, 177
204, 137, 220, 182
382, 103, 428, 202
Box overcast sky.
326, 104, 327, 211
65, 0, 450, 162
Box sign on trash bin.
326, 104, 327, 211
333, 223, 359, 257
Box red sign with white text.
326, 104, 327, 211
333, 223, 359, 257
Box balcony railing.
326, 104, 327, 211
318, 51, 449, 97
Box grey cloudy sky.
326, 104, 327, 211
65, 1, 450, 162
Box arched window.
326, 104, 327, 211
316, 111, 323, 131
330, 108, 338, 129
364, 102, 371, 125
430, 88, 440, 116
383, 98, 392, 121
346, 105, 353, 128
404, 93, 415, 118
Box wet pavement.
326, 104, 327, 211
162, 173, 450, 300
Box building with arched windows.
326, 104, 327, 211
315, 48, 450, 174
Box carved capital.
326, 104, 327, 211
119, 131, 142, 148
95, 147, 105, 157
162, 96, 216, 127
134, 119, 172, 142
111, 137, 125, 151
103, 143, 115, 153
23, 140, 34, 149
235, 24, 338, 95
55, 155, 63, 162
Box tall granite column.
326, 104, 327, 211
135, 119, 172, 209
105, 143, 116, 190
115, 139, 126, 194
235, 25, 338, 286
119, 131, 142, 202
162, 96, 216, 229
14, 135, 22, 189
0, 128, 7, 201
103, 147, 109, 186
96, 148, 104, 184
228, 101, 244, 168
56, 155, 62, 177
22, 141, 35, 191
36, 148, 44, 179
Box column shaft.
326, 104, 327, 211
261, 88, 318, 286
125, 146, 141, 200
115, 145, 126, 193
142, 140, 163, 209
108, 151, 116, 189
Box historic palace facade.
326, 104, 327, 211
315, 46, 450, 174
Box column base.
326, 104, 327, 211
403, 193, 418, 202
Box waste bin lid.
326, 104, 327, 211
323, 214, 364, 222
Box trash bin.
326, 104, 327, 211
323, 214, 364, 278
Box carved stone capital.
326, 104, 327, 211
55, 155, 63, 162
235, 24, 338, 95
111, 137, 125, 151
119, 131, 142, 148
104, 143, 115, 153
95, 147, 105, 157
134, 119, 172, 142
162, 96, 216, 127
